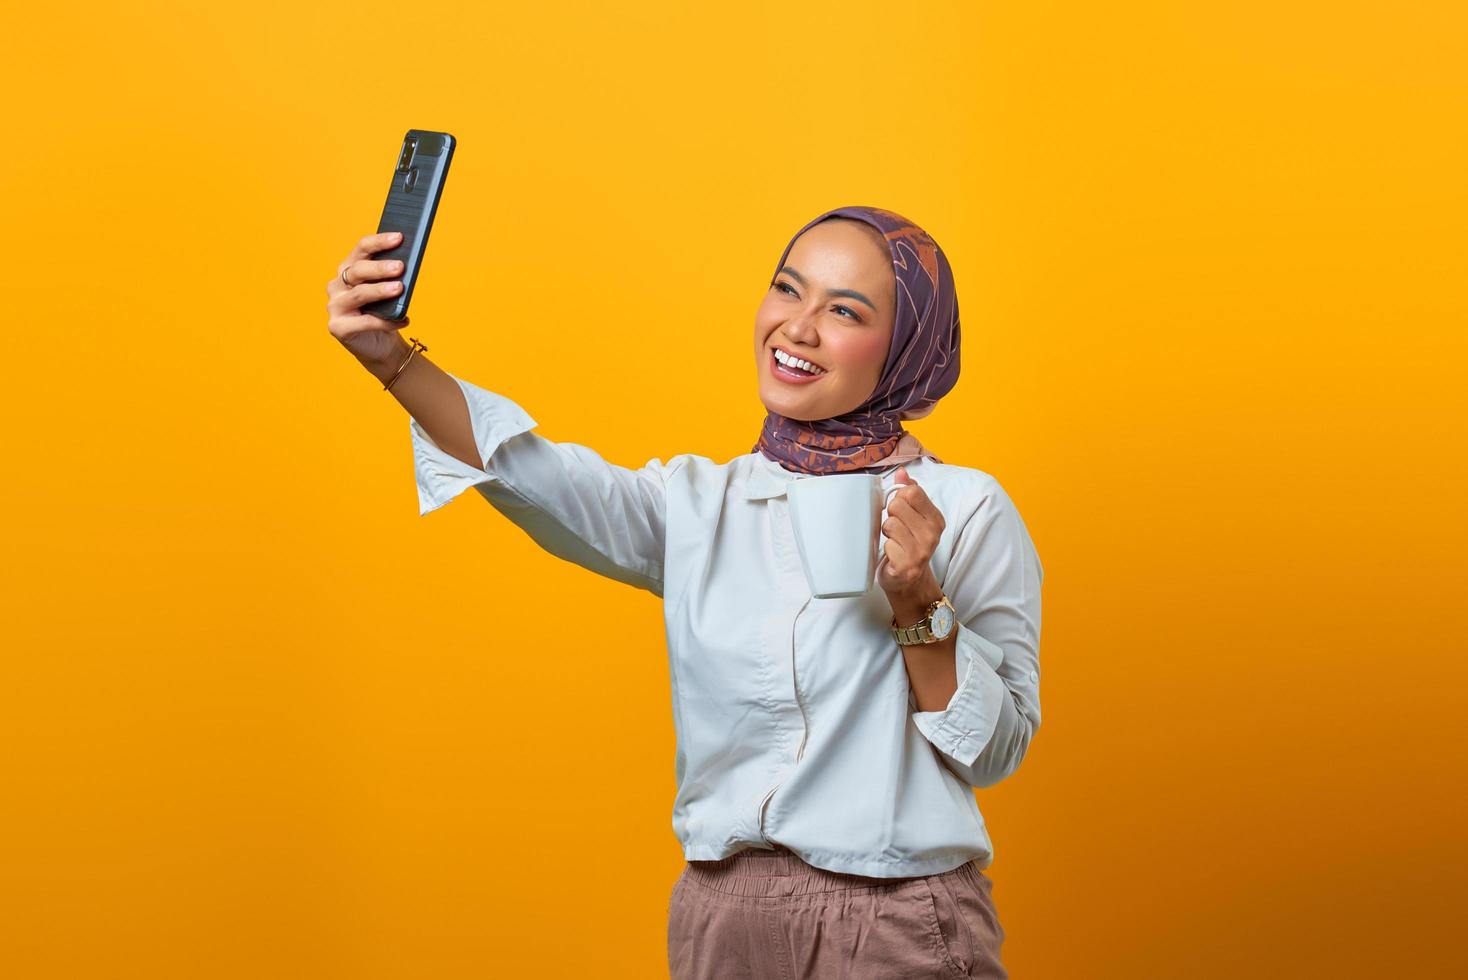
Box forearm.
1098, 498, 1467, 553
889, 576, 958, 712
363, 335, 481, 470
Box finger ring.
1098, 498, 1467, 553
340, 265, 353, 287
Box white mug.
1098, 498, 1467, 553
786, 473, 905, 598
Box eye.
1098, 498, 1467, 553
773, 281, 861, 321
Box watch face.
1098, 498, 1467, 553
931, 603, 955, 640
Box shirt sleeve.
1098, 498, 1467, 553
910, 476, 1043, 789
410, 373, 683, 598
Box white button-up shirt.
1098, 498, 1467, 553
410, 374, 1044, 878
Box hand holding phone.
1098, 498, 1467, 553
324, 129, 456, 369
361, 129, 456, 321
326, 229, 412, 368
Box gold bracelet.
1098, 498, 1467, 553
384, 336, 427, 391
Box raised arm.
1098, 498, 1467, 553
325, 236, 678, 597
406, 366, 683, 597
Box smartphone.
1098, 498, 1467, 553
360, 129, 456, 321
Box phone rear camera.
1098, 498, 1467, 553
396, 137, 418, 171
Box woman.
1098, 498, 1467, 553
325, 205, 1043, 979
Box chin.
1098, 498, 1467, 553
758, 372, 857, 421
761, 400, 825, 422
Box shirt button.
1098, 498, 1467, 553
1029, 670, 1038, 683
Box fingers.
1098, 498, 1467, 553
325, 276, 404, 315
325, 231, 404, 297
881, 513, 918, 558
887, 476, 946, 534
880, 509, 921, 560
881, 475, 945, 581
877, 537, 903, 578
351, 230, 403, 263
879, 527, 919, 585
340, 256, 405, 288
880, 470, 949, 587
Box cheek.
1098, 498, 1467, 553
834, 333, 889, 379
753, 300, 779, 338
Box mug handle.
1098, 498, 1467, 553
875, 484, 906, 578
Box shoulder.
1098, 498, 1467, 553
914, 459, 1040, 570
635, 450, 740, 492
908, 458, 1011, 521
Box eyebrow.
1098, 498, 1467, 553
776, 266, 878, 313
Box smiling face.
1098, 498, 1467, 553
754, 218, 897, 421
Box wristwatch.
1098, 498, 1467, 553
890, 593, 958, 646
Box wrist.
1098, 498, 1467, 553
362, 335, 412, 386
887, 574, 943, 624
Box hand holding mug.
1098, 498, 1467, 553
876, 467, 947, 598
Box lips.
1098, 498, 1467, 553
770, 347, 826, 384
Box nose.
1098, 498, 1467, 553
782, 309, 818, 348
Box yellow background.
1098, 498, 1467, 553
4, 1, 1465, 976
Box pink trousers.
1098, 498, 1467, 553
666, 844, 1007, 979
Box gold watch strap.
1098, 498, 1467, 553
890, 597, 942, 646
892, 619, 936, 645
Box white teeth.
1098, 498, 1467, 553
775, 349, 825, 375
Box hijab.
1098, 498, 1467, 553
752, 205, 961, 475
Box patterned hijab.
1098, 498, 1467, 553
752, 205, 961, 475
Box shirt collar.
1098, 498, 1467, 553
740, 451, 799, 500
738, 451, 905, 499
